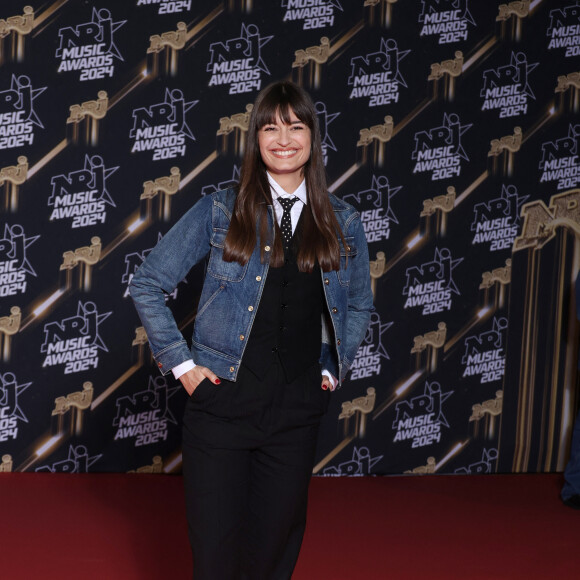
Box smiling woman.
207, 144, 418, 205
129, 80, 374, 579
258, 111, 312, 193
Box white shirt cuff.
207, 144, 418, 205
322, 369, 338, 391
172, 359, 196, 380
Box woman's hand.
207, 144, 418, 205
179, 365, 220, 396
321, 375, 335, 392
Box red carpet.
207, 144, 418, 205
0, 473, 576, 579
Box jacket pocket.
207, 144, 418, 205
206, 228, 249, 282
338, 236, 357, 286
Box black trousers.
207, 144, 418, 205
181, 360, 330, 580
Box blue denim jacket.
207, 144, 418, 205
130, 188, 373, 384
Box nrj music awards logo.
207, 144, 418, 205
0, 372, 31, 443
130, 88, 197, 161
349, 312, 392, 381
55, 7, 126, 81
344, 175, 400, 244
471, 185, 527, 252
462, 318, 507, 384
49, 155, 118, 229
348, 38, 409, 107
322, 446, 383, 476
392, 381, 453, 449
0, 224, 39, 297
547, 3, 580, 58
403, 247, 463, 315
480, 52, 538, 118
136, 0, 193, 15
36, 445, 102, 473
113, 376, 180, 447
0, 74, 46, 150
281, 0, 343, 30
454, 448, 498, 474
41, 302, 111, 375
418, 0, 476, 44
539, 124, 580, 191
207, 23, 273, 95
412, 113, 471, 181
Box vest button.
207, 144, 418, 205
332, 307, 338, 313
337, 339, 341, 345
239, 334, 245, 341
256, 276, 262, 281
248, 305, 254, 311
230, 366, 235, 372
272, 346, 278, 353
324, 278, 329, 285
264, 245, 271, 252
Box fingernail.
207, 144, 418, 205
321, 384, 327, 390
215, 378, 221, 384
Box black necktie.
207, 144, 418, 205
278, 197, 298, 247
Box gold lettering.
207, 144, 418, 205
0, 6, 34, 38
514, 189, 580, 250
67, 91, 108, 124
428, 51, 463, 81
147, 22, 187, 54
141, 167, 181, 200
357, 116, 394, 147
489, 127, 522, 157
217, 104, 253, 135
421, 187, 456, 217
411, 322, 447, 353
0, 156, 28, 186
292, 37, 330, 68
497, 1, 530, 21
0, 306, 21, 337
339, 388, 376, 419
480, 258, 512, 289
60, 237, 102, 270
52, 382, 94, 416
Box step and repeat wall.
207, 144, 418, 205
1, 0, 579, 475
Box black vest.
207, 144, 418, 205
242, 218, 324, 383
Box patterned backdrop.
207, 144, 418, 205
1, 0, 579, 476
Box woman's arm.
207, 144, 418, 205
129, 194, 214, 375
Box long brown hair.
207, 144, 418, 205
223, 81, 345, 272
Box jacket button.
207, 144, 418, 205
239, 334, 245, 341
248, 305, 254, 311
264, 245, 271, 252
332, 307, 338, 313
256, 276, 261, 281
324, 278, 329, 285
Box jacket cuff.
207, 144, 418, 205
152, 339, 191, 376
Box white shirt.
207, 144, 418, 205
172, 172, 337, 389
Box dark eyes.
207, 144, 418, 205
261, 124, 305, 132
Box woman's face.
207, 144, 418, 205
258, 108, 311, 193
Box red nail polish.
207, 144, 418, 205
215, 378, 221, 384
322, 384, 327, 390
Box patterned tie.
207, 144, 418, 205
278, 197, 298, 247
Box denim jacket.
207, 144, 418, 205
130, 188, 373, 385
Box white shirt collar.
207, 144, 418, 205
267, 172, 307, 205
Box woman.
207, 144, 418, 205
130, 81, 373, 579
